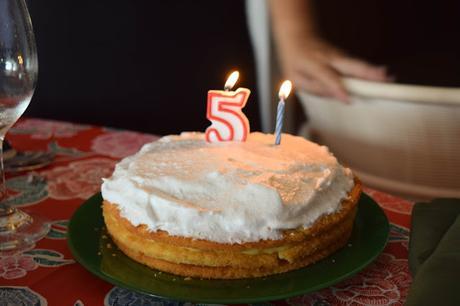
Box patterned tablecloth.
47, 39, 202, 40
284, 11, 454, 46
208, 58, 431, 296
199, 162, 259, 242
0, 118, 413, 306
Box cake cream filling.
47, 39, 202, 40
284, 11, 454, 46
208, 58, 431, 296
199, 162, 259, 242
101, 132, 354, 244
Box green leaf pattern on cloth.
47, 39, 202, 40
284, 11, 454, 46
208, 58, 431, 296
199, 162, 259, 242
24, 249, 74, 267
48, 141, 87, 157
4, 175, 48, 207
46, 220, 69, 240
389, 224, 410, 244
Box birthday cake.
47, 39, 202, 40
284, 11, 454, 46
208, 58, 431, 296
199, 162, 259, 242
101, 132, 361, 279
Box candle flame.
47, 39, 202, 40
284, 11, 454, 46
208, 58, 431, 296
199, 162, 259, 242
279, 80, 292, 100
224, 71, 239, 91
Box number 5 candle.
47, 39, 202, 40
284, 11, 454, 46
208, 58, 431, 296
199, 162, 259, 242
205, 71, 251, 142
274, 80, 292, 145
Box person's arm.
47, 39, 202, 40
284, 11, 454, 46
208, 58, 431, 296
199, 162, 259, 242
269, 0, 389, 102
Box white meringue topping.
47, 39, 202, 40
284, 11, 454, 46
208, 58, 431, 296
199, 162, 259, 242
101, 132, 354, 243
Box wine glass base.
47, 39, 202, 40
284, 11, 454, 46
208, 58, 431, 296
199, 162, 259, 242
0, 210, 50, 256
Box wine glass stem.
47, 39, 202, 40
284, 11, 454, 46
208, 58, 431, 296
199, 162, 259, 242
0, 138, 7, 206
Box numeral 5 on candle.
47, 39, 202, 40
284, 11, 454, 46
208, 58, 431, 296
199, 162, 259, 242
205, 88, 251, 142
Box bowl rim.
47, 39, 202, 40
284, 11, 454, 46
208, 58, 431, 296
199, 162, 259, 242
340, 78, 460, 106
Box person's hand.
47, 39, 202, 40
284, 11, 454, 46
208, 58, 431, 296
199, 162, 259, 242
269, 0, 391, 102
277, 37, 390, 102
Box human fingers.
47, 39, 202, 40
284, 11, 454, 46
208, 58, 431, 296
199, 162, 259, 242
331, 57, 389, 82
297, 61, 349, 102
292, 71, 331, 97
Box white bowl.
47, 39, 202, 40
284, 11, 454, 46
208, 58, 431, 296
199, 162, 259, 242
298, 78, 460, 199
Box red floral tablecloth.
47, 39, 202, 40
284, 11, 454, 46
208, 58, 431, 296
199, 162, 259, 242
0, 118, 413, 306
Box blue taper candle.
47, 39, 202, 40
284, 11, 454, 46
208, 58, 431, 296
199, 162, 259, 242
274, 99, 285, 145
274, 80, 292, 145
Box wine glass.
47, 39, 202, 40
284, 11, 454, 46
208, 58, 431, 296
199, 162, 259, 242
0, 0, 49, 254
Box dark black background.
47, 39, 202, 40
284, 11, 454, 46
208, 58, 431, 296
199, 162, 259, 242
25, 0, 460, 135
314, 0, 460, 86
25, 0, 260, 135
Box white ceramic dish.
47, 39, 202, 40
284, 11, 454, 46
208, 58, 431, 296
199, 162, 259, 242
298, 78, 460, 199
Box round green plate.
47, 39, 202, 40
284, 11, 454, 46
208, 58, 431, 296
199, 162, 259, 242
68, 193, 389, 304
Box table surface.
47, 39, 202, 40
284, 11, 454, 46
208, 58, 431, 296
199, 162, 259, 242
0, 118, 413, 306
